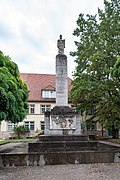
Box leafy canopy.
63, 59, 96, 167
70, 0, 120, 130
0, 51, 28, 123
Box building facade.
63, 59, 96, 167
0, 73, 106, 139
0, 73, 72, 139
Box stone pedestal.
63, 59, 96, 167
45, 106, 81, 135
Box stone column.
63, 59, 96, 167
56, 35, 68, 106
44, 35, 81, 135
56, 54, 68, 106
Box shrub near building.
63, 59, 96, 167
14, 125, 30, 139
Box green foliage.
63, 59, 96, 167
70, 0, 120, 135
14, 125, 30, 139
111, 56, 120, 78
0, 51, 29, 123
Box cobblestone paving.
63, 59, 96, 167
0, 163, 120, 180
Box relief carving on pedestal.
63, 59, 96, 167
50, 115, 76, 129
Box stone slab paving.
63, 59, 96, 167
0, 141, 120, 154
0, 142, 28, 153
0, 163, 120, 180
99, 141, 120, 147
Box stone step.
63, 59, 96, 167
29, 147, 98, 153
38, 135, 88, 142
28, 141, 97, 152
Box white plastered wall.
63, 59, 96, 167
0, 102, 56, 139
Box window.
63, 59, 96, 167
42, 90, 56, 98
29, 104, 35, 114
40, 105, 51, 114
86, 121, 96, 130
24, 121, 34, 131
24, 122, 29, 130
40, 121, 45, 131
86, 107, 96, 115
71, 105, 77, 112
7, 122, 17, 132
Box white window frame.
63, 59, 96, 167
42, 90, 56, 98
7, 122, 17, 132
24, 121, 35, 131
40, 121, 45, 131
40, 105, 51, 114
29, 104, 35, 114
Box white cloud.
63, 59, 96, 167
0, 0, 104, 78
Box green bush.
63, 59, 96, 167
14, 125, 30, 139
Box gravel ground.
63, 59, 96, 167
0, 163, 120, 180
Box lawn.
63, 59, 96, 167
108, 138, 120, 144
0, 140, 9, 145
0, 138, 35, 145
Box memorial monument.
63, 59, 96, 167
27, 36, 120, 166
44, 35, 81, 135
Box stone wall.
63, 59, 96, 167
0, 151, 120, 167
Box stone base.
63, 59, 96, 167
44, 106, 81, 135
1, 150, 120, 167
38, 135, 88, 141
1, 137, 120, 166
31, 134, 93, 153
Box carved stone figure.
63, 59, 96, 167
57, 35, 65, 54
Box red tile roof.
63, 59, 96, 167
20, 73, 72, 102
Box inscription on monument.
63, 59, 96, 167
50, 115, 76, 129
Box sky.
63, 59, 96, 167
0, 0, 105, 78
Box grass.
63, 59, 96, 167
0, 138, 35, 145
97, 137, 120, 144
0, 140, 9, 145
108, 138, 120, 144
0, 137, 119, 145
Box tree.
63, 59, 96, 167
70, 0, 120, 138
110, 56, 120, 137
0, 51, 28, 123
112, 56, 120, 79
14, 125, 30, 139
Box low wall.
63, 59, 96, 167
0, 151, 120, 167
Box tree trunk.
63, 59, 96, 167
112, 125, 119, 139
18, 133, 21, 139
101, 124, 104, 137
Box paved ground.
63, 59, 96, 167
0, 141, 120, 154
0, 163, 120, 180
0, 142, 120, 180
0, 142, 28, 153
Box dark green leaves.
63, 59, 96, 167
70, 0, 120, 132
0, 51, 28, 123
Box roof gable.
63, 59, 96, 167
20, 73, 71, 102
42, 85, 55, 91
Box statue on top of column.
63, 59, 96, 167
57, 35, 65, 55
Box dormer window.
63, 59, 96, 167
42, 90, 56, 98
